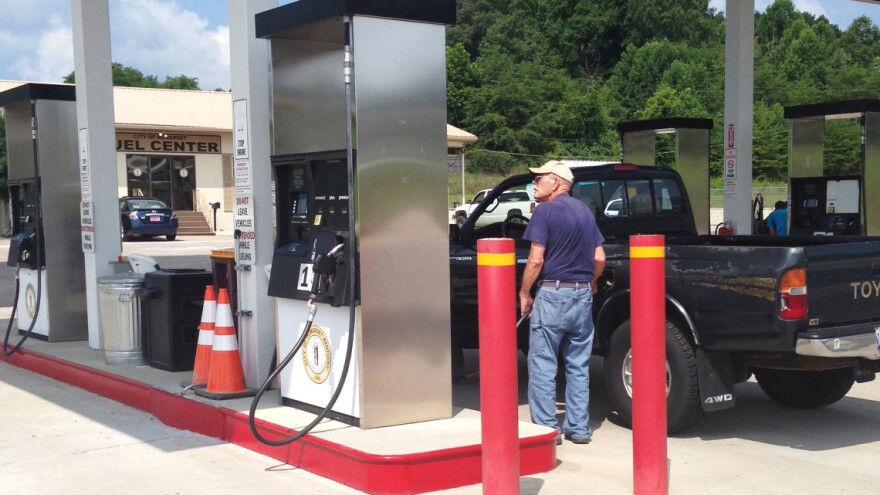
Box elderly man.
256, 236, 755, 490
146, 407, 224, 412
519, 160, 606, 445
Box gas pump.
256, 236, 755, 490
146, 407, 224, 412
1, 84, 88, 350
248, 1, 454, 439
7, 180, 44, 270
790, 176, 862, 236
3, 178, 45, 354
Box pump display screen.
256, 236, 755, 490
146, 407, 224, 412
293, 169, 305, 188
291, 191, 308, 218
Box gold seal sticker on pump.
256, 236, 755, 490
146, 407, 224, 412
25, 283, 37, 319
302, 325, 332, 384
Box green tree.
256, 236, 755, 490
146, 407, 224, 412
604, 40, 685, 120
444, 0, 880, 181
447, 0, 511, 57
834, 16, 880, 68
447, 44, 480, 123
64, 63, 200, 90
161, 75, 200, 90
780, 21, 830, 88
824, 119, 861, 176
635, 85, 709, 169
460, 52, 609, 173
752, 102, 788, 181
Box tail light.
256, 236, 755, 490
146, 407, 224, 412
778, 268, 807, 320
128, 211, 138, 220
613, 163, 637, 172
171, 212, 178, 220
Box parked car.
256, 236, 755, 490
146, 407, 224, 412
119, 197, 178, 241
453, 188, 535, 227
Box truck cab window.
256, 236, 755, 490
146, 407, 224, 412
627, 180, 654, 216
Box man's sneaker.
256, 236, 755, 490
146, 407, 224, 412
565, 434, 591, 445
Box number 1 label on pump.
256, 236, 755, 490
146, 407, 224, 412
298, 263, 314, 292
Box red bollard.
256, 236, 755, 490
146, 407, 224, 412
477, 238, 520, 495
630, 235, 668, 495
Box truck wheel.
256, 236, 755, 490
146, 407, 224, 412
455, 213, 467, 227
753, 368, 854, 409
604, 320, 702, 434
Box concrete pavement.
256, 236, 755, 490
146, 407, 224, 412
5, 231, 880, 494
5, 341, 880, 494
0, 359, 362, 495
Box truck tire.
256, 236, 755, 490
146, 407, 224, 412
604, 320, 702, 434
753, 368, 854, 409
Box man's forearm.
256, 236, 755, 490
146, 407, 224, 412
520, 263, 541, 297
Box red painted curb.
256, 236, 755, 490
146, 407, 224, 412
1, 345, 557, 494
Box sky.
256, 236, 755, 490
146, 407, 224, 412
0, 1, 879, 92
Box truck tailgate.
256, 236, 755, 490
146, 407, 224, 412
804, 240, 880, 326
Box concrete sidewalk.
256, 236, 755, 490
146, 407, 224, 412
0, 334, 557, 494
6, 329, 880, 494
0, 359, 362, 495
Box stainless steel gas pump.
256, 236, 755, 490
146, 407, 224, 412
1, 84, 88, 343
253, 0, 455, 431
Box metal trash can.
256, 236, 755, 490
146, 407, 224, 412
98, 273, 146, 366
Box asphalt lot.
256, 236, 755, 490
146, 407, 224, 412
4, 234, 880, 494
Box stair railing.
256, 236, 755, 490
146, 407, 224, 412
192, 188, 213, 224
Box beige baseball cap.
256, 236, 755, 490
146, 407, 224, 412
528, 160, 574, 182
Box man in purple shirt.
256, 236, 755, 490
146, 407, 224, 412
519, 160, 606, 445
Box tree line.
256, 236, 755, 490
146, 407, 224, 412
447, 0, 880, 180
4, 0, 879, 198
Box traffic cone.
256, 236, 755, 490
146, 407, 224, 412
191, 285, 216, 386
195, 289, 255, 400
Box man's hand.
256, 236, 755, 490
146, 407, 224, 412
520, 293, 534, 315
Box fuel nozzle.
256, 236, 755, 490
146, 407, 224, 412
310, 243, 345, 299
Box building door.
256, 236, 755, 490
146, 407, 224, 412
126, 155, 196, 210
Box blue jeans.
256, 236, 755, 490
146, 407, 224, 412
528, 285, 594, 439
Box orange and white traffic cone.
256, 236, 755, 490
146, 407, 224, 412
191, 285, 216, 386
195, 288, 255, 400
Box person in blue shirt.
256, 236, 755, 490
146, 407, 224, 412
766, 200, 788, 236
519, 160, 606, 445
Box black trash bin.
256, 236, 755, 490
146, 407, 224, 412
210, 248, 237, 333
142, 269, 213, 371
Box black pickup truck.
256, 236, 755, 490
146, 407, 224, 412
449, 163, 880, 433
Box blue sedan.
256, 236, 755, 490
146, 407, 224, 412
120, 197, 178, 241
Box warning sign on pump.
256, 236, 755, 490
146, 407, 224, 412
81, 201, 95, 254
724, 148, 736, 181
234, 194, 256, 265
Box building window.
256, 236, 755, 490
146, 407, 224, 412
126, 154, 196, 210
